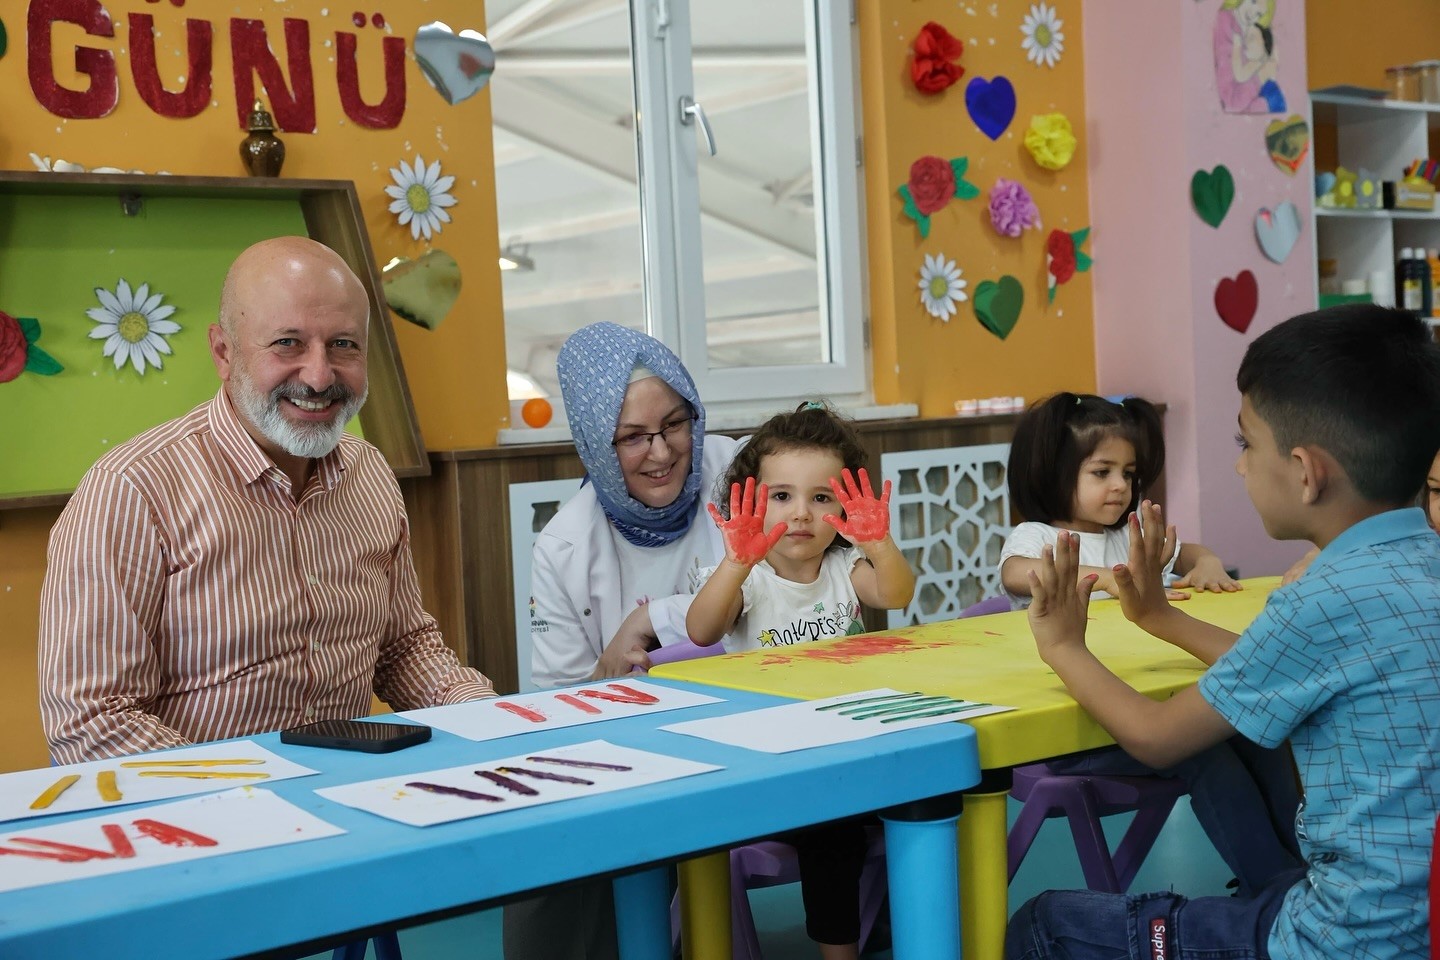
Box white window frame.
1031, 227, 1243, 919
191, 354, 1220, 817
628, 0, 868, 405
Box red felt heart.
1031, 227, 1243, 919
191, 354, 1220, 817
1215, 270, 1258, 334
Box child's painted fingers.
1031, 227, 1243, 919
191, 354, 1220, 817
821, 513, 847, 536
707, 502, 725, 527
828, 475, 848, 505
754, 483, 769, 522
741, 476, 756, 516
857, 467, 876, 501
729, 481, 743, 519
764, 522, 789, 551
880, 478, 892, 507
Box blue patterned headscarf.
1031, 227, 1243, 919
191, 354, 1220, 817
557, 322, 707, 548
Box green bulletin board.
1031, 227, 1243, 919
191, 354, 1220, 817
0, 190, 342, 500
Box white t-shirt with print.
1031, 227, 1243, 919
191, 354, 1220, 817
998, 520, 1179, 609
694, 547, 867, 653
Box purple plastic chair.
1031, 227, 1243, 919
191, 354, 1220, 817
960, 595, 1189, 893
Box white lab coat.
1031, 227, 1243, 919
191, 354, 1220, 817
528, 434, 740, 689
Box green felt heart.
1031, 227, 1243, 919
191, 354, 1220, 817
1191, 165, 1235, 228
973, 275, 1023, 340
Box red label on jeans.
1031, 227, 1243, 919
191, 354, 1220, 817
1149, 917, 1167, 959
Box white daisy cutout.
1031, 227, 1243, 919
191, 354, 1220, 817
918, 254, 967, 321
1021, 2, 1065, 68
86, 279, 180, 375
385, 155, 458, 240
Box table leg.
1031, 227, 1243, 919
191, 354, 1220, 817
677, 851, 732, 960
881, 804, 962, 959
958, 789, 1010, 960
613, 865, 671, 960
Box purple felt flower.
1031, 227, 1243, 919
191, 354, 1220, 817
988, 178, 1041, 237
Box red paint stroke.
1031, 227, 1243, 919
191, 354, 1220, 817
555, 693, 602, 715
102, 823, 136, 859
28, 0, 118, 119
371, 12, 385, 28
495, 701, 548, 723
577, 683, 659, 705
351, 11, 365, 27
0, 845, 80, 862
760, 634, 949, 665
131, 819, 218, 848
230, 17, 316, 132
129, 13, 212, 118
7, 837, 118, 862
335, 31, 406, 128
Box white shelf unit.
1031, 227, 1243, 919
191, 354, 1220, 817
1309, 92, 1440, 308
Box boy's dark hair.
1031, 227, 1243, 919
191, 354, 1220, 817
716, 401, 867, 518
1007, 393, 1166, 529
1236, 304, 1440, 505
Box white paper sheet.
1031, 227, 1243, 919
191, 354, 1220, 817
0, 788, 345, 894
397, 679, 723, 742
661, 687, 1011, 753
316, 740, 722, 827
0, 741, 320, 825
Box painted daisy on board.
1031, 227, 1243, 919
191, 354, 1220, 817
1020, 3, 1065, 69
386, 155, 458, 240
86, 279, 180, 375
918, 253, 966, 321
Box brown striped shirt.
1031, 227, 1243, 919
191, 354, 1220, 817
38, 389, 494, 764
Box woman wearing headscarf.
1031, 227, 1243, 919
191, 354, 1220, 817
505, 321, 741, 960
528, 320, 740, 687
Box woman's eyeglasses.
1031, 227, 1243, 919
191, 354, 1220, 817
612, 415, 696, 452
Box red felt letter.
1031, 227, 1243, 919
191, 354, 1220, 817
27, 0, 118, 119
128, 13, 212, 118
335, 31, 406, 129
230, 17, 316, 133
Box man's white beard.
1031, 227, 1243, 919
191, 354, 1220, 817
231, 363, 368, 459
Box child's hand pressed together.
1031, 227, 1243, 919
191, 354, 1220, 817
707, 477, 787, 567
821, 467, 893, 550
1112, 501, 1185, 631
1026, 531, 1098, 665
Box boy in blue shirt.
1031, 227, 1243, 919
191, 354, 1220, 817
1006, 304, 1440, 960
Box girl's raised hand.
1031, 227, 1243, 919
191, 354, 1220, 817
822, 467, 892, 546
707, 477, 787, 566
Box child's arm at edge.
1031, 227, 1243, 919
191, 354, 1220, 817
1030, 533, 1238, 768
686, 561, 748, 647
1003, 555, 1119, 597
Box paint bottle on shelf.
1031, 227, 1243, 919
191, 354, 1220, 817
1397, 248, 1425, 317
1429, 250, 1440, 318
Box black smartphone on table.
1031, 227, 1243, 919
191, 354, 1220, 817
280, 718, 432, 753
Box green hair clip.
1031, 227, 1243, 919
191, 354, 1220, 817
801, 400, 826, 411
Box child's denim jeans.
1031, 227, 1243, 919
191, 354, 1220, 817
1006, 867, 1304, 960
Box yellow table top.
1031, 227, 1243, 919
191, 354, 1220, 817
653, 578, 1279, 769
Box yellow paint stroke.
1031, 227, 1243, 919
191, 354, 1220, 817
120, 759, 264, 768
136, 771, 271, 780
29, 774, 81, 810
96, 769, 122, 802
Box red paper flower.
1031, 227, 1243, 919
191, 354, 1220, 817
0, 311, 27, 383
910, 22, 964, 95
1046, 229, 1077, 285
907, 156, 957, 215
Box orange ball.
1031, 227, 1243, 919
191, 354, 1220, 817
521, 397, 553, 429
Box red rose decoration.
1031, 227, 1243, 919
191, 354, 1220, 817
0, 311, 27, 383
1046, 229, 1077, 285
907, 156, 957, 216
910, 22, 964, 95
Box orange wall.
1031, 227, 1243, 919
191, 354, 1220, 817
858, 0, 1096, 413
0, 0, 503, 771
1306, 0, 1440, 91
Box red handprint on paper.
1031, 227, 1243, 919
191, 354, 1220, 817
823, 468, 892, 547
707, 477, 788, 566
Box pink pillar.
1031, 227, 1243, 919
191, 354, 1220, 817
1084, 1, 1317, 576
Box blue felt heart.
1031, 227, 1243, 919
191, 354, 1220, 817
965, 76, 1016, 141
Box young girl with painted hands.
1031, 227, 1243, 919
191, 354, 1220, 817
1000, 392, 1240, 609
686, 402, 914, 960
